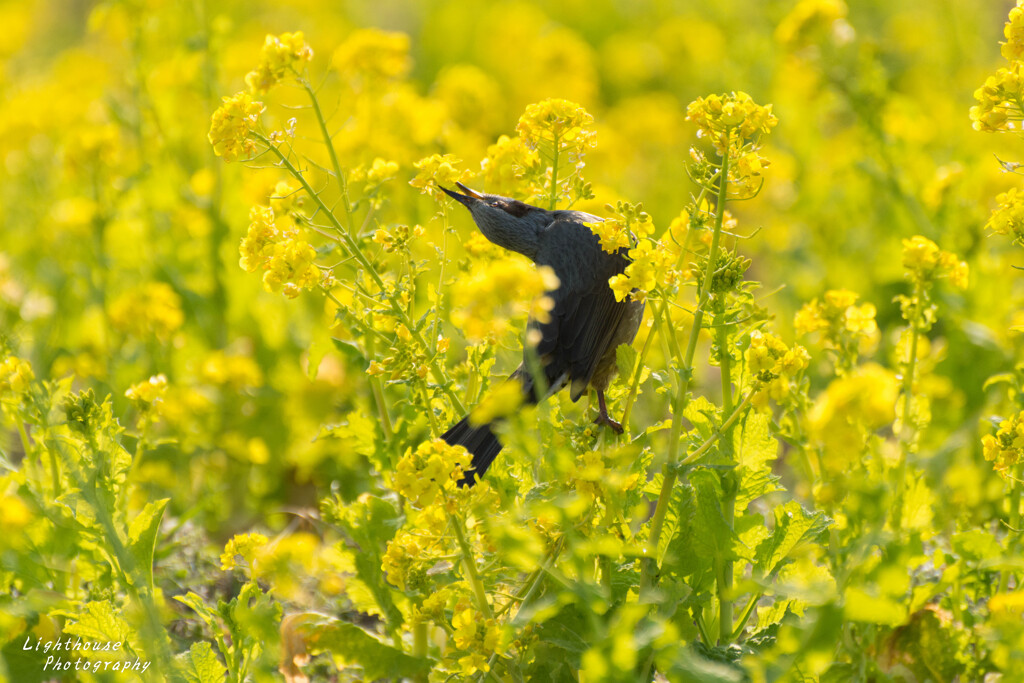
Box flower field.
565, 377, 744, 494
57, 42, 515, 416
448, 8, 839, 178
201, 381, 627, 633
2, 0, 1024, 680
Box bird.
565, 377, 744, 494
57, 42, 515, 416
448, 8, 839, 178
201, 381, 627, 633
439, 182, 645, 486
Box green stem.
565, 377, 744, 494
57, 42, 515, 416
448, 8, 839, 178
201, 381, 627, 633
999, 465, 1022, 593
549, 135, 559, 211
257, 134, 466, 415
302, 80, 353, 232
641, 143, 732, 593
449, 508, 493, 618
715, 300, 736, 644
621, 319, 655, 434
894, 286, 922, 533
412, 620, 428, 682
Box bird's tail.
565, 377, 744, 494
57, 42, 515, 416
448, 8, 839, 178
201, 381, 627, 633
442, 415, 502, 487
441, 365, 566, 487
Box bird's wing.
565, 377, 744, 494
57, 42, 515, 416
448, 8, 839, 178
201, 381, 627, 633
530, 217, 631, 401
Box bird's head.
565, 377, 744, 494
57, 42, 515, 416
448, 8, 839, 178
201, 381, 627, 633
440, 183, 550, 259
441, 183, 542, 221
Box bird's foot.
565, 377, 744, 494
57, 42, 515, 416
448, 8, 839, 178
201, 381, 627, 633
593, 413, 624, 435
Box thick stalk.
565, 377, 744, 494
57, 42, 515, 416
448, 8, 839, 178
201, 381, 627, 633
449, 509, 493, 619
715, 300, 736, 644
641, 144, 731, 592
257, 134, 466, 415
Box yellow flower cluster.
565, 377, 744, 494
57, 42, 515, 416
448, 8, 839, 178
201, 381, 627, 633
570, 449, 641, 503
372, 223, 424, 253
409, 153, 473, 198
608, 239, 677, 303
794, 289, 879, 365
0, 355, 33, 398
987, 187, 1024, 244
245, 32, 314, 94
686, 91, 778, 148
1004, 1, 1024, 62
109, 282, 185, 342
452, 603, 501, 675
901, 236, 969, 289
970, 64, 1024, 132
392, 439, 472, 508
982, 412, 1024, 480
480, 135, 541, 197
220, 532, 269, 571
381, 527, 433, 592
972, 3, 1024, 132
591, 201, 654, 255
201, 351, 263, 390
125, 374, 168, 405
450, 260, 559, 343
808, 363, 898, 476
208, 91, 265, 162
775, 0, 849, 51
516, 98, 596, 153
239, 205, 321, 299
745, 330, 810, 410
332, 28, 411, 83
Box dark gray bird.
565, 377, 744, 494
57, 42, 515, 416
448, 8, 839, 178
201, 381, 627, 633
440, 182, 645, 486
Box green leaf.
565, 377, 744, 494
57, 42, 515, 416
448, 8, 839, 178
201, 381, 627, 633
615, 343, 638, 381
127, 498, 168, 592
54, 600, 140, 657
733, 411, 781, 509
178, 642, 227, 683
689, 469, 746, 562
175, 592, 222, 633
952, 529, 1002, 562
302, 619, 429, 680
683, 396, 718, 441
754, 501, 830, 577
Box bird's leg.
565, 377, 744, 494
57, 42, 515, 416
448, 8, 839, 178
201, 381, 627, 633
593, 390, 624, 434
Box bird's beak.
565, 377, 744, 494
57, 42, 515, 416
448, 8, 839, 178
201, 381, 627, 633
441, 183, 484, 206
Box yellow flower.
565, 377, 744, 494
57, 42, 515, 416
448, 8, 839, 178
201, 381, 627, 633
686, 91, 778, 149
125, 374, 168, 405
333, 28, 411, 83
381, 528, 432, 591
208, 91, 264, 162
245, 32, 314, 94
451, 604, 501, 673
480, 135, 541, 197
239, 205, 322, 298
0, 355, 34, 397
392, 439, 472, 508
220, 532, 269, 571
970, 63, 1024, 132
517, 98, 596, 152
795, 290, 879, 367
201, 351, 263, 390
109, 283, 185, 342
808, 364, 898, 475
988, 187, 1024, 242
367, 157, 399, 186
901, 236, 968, 289
1003, 2, 1024, 62
515, 99, 596, 206
410, 153, 473, 198
776, 0, 849, 50
982, 412, 1024, 480
450, 260, 558, 343
746, 331, 808, 410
